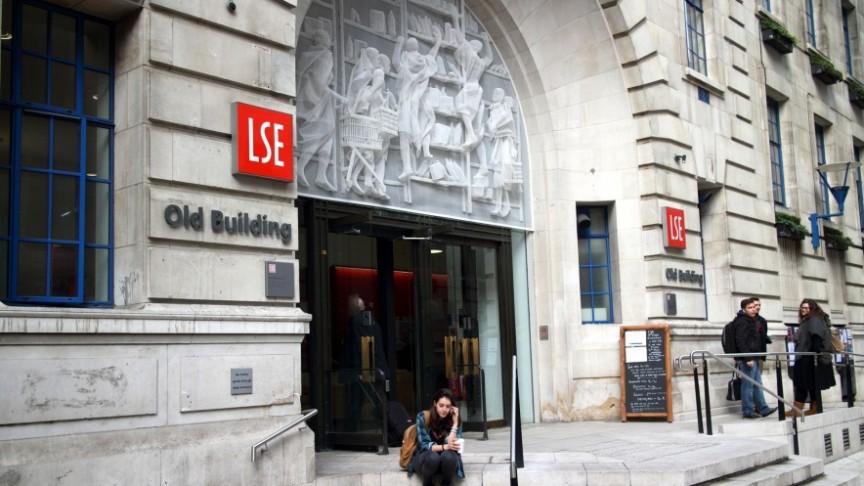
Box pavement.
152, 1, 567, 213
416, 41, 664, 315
314, 412, 864, 485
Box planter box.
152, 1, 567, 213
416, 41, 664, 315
762, 28, 794, 54
826, 241, 848, 251
776, 225, 805, 241
851, 91, 864, 109
811, 63, 842, 85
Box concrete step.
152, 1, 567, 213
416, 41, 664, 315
707, 455, 823, 485
800, 472, 860, 486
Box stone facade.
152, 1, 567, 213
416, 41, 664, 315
2, 0, 864, 483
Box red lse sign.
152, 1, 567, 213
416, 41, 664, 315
663, 207, 686, 249
232, 102, 294, 182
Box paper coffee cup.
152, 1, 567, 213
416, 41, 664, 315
455, 438, 464, 454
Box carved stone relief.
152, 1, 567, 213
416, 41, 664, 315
297, 0, 529, 228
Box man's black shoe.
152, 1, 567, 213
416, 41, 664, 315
760, 407, 777, 417
742, 413, 761, 419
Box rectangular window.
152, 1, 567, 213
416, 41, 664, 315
684, 0, 707, 75
814, 124, 830, 215
0, 0, 113, 305
805, 0, 816, 45
856, 145, 863, 231
762, 0, 771, 12
767, 99, 785, 206
578, 206, 614, 324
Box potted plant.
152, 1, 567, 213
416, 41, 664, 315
823, 226, 852, 251
760, 16, 796, 55
809, 50, 844, 85
775, 212, 810, 240
847, 77, 864, 109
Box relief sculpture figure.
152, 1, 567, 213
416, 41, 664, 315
451, 10, 492, 175
392, 27, 443, 181
487, 89, 516, 217
297, 29, 344, 192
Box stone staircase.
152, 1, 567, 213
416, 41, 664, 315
308, 410, 864, 485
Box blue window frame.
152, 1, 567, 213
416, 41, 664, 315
762, 0, 771, 12
684, 0, 707, 75
855, 145, 863, 231
842, 6, 853, 75
814, 124, 830, 216
805, 0, 816, 46
578, 207, 614, 324
767, 99, 785, 206
0, 0, 114, 305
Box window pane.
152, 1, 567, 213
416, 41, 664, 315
21, 55, 48, 104
19, 171, 48, 237
594, 294, 611, 320
581, 294, 593, 317
0, 168, 8, 236
587, 207, 607, 233
22, 4, 47, 54
0, 109, 9, 163
84, 21, 110, 69
589, 239, 607, 263
21, 115, 49, 168
52, 13, 76, 61
1, 0, 12, 43
54, 118, 80, 172
51, 243, 77, 297
17, 242, 47, 296
1, 48, 10, 100
86, 125, 110, 178
52, 174, 79, 240
579, 267, 590, 290
51, 61, 76, 110
84, 247, 108, 301
84, 70, 110, 118
592, 267, 609, 292
86, 180, 109, 244
0, 241, 7, 298
578, 239, 589, 262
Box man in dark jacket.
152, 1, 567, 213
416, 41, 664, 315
733, 298, 777, 419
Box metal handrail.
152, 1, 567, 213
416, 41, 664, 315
251, 408, 318, 463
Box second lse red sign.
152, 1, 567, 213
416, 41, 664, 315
663, 207, 686, 249
232, 102, 294, 182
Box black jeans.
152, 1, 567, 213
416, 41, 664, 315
413, 450, 459, 486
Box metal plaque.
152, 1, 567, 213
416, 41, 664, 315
231, 368, 253, 395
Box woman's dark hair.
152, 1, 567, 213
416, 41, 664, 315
427, 388, 455, 437
799, 298, 828, 321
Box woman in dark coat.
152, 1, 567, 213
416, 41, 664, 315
791, 298, 835, 415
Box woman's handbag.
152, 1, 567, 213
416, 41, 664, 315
726, 373, 741, 401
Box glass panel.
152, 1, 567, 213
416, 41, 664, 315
0, 241, 6, 297
0, 168, 8, 236
581, 294, 593, 321
0, 109, 9, 163
579, 267, 590, 289
22, 4, 47, 54
1, 48, 10, 100
51, 61, 76, 110
19, 171, 48, 238
17, 242, 47, 296
86, 180, 109, 244
54, 118, 80, 172
474, 246, 503, 421
589, 239, 607, 263
83, 20, 110, 69
587, 207, 607, 233
50, 243, 77, 297
21, 115, 49, 168
52, 13, 76, 61
84, 70, 110, 119
84, 247, 108, 301
594, 293, 611, 321
52, 174, 79, 240
578, 239, 589, 262
592, 267, 609, 292
21, 55, 48, 104
1, 0, 12, 44
86, 125, 110, 178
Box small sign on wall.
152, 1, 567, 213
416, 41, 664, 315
265, 261, 295, 299
662, 206, 686, 249
231, 368, 253, 395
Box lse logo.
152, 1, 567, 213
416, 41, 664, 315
663, 207, 686, 249
232, 102, 294, 182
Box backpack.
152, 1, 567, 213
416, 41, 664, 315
399, 411, 430, 470
721, 320, 738, 354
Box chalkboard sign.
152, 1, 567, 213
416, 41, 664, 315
620, 324, 672, 422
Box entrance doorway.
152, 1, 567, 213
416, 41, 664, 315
298, 200, 511, 450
